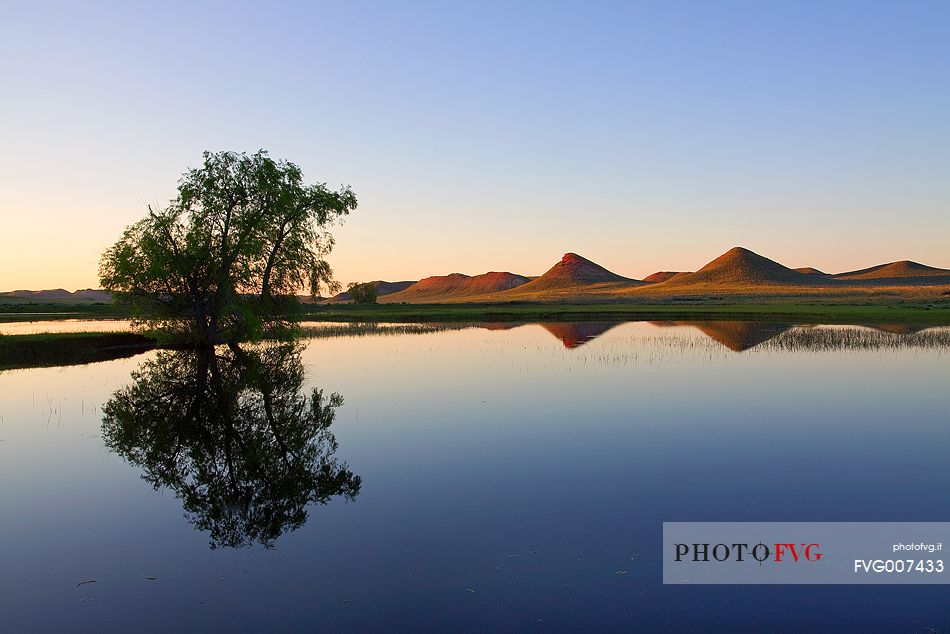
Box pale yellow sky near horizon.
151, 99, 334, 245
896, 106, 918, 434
2, 183, 948, 293
3, 4, 949, 293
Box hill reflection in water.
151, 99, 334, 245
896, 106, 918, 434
299, 319, 950, 352
460, 320, 950, 352
649, 320, 794, 351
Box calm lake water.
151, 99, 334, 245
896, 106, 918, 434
1, 320, 948, 632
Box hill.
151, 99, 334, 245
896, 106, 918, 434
507, 253, 634, 293
643, 271, 688, 283
661, 247, 815, 287
0, 288, 112, 303
383, 271, 530, 303
793, 267, 828, 276
328, 280, 415, 303
833, 260, 950, 283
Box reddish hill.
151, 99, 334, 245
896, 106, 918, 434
384, 273, 471, 300
328, 280, 415, 302
508, 253, 634, 293
643, 271, 691, 283
643, 271, 678, 283
462, 271, 532, 293
663, 247, 814, 286
793, 267, 828, 276
383, 271, 530, 302
833, 260, 950, 282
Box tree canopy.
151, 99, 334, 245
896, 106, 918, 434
99, 150, 357, 343
347, 282, 378, 304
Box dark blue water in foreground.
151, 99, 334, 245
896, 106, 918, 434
1, 321, 948, 632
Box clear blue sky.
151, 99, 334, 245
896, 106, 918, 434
1, 1, 948, 289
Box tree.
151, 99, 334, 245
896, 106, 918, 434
347, 281, 378, 304
102, 343, 361, 548
99, 150, 357, 344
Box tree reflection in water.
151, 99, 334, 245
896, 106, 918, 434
102, 343, 360, 548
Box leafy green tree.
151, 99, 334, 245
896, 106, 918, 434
102, 343, 361, 548
347, 281, 378, 304
99, 150, 357, 343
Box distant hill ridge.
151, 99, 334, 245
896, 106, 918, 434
6, 248, 949, 305
661, 247, 816, 286
383, 271, 531, 302
833, 260, 950, 281
0, 288, 112, 302
643, 271, 689, 283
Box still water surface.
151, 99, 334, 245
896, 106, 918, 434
1, 321, 948, 632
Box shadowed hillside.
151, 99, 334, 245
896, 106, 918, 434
643, 271, 689, 283
833, 260, 950, 284
793, 267, 828, 276
383, 271, 530, 303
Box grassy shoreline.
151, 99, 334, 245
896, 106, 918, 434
303, 301, 950, 325
3, 300, 950, 326
0, 302, 123, 322
0, 332, 156, 370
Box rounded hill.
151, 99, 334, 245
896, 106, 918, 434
664, 247, 814, 286
833, 260, 950, 281
512, 253, 634, 292
643, 271, 688, 283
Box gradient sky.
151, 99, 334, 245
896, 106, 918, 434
1, 1, 948, 291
